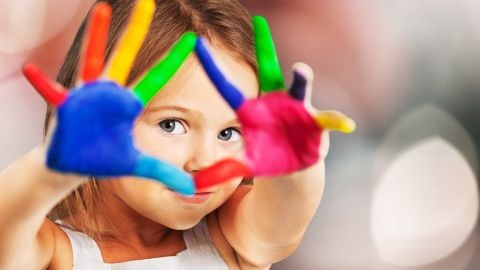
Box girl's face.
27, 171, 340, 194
101, 45, 258, 230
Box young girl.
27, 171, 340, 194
0, 0, 354, 269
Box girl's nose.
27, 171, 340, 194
183, 137, 218, 174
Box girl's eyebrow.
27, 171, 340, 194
225, 118, 241, 127
147, 105, 192, 114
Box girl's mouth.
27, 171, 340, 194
174, 192, 212, 204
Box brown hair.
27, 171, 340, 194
47, 0, 256, 238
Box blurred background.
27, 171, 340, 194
1, 0, 479, 269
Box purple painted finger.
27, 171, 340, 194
289, 70, 307, 101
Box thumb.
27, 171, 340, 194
314, 110, 356, 133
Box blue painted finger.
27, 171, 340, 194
133, 154, 195, 195
195, 38, 245, 110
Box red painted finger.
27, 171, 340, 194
194, 159, 252, 190
81, 2, 111, 82
23, 64, 67, 107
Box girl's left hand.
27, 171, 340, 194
194, 16, 356, 189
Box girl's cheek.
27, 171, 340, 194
220, 141, 246, 160
222, 177, 243, 192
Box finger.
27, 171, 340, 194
195, 38, 245, 110
253, 16, 285, 93
314, 110, 356, 133
23, 64, 68, 107
194, 159, 252, 190
134, 154, 195, 195
105, 0, 155, 86
132, 32, 197, 106
290, 62, 313, 103
80, 2, 111, 83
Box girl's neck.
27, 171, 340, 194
98, 187, 172, 247
76, 186, 187, 263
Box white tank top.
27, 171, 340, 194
57, 219, 228, 270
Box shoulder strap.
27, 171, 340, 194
57, 222, 105, 268
183, 218, 212, 248
179, 218, 228, 269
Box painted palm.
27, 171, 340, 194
22, 1, 196, 195
194, 16, 356, 189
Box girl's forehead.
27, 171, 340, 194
148, 47, 258, 106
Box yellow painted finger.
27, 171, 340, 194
105, 0, 155, 86
314, 111, 356, 133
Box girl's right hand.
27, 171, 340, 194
22, 0, 196, 195
193, 16, 356, 189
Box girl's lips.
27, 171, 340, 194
175, 192, 212, 204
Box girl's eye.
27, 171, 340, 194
158, 119, 187, 135
218, 128, 242, 142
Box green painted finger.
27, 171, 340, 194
132, 32, 197, 106
253, 16, 285, 92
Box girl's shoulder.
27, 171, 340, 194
38, 218, 74, 270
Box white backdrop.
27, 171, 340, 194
0, 0, 95, 170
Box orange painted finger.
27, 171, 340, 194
23, 64, 67, 107
81, 2, 112, 83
